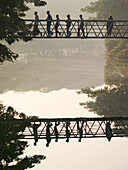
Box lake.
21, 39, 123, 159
1, 0, 128, 170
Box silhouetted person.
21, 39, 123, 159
66, 121, 70, 142
107, 15, 113, 37
54, 122, 60, 142
33, 122, 41, 146
55, 14, 61, 37
46, 11, 53, 36
35, 11, 39, 21
46, 122, 52, 147
66, 14, 72, 37
78, 15, 85, 37
33, 11, 42, 37
105, 122, 113, 142
77, 120, 84, 142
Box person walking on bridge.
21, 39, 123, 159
66, 121, 70, 142
66, 14, 72, 37
105, 121, 113, 142
46, 122, 52, 147
77, 14, 85, 37
46, 11, 53, 36
107, 15, 113, 37
54, 122, 60, 142
33, 11, 42, 37
77, 120, 84, 142
55, 14, 61, 37
33, 122, 41, 146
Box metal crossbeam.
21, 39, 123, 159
22, 19, 128, 39
3, 117, 128, 140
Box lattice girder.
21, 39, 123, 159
18, 19, 128, 39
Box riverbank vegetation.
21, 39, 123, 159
79, 0, 128, 117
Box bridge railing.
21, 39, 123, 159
3, 117, 128, 139
23, 19, 128, 38
1, 117, 128, 146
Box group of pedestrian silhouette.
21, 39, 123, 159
32, 121, 112, 147
33, 11, 114, 37
32, 121, 71, 147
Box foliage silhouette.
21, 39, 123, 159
81, 0, 128, 85
0, 0, 47, 63
81, 0, 128, 19
79, 0, 128, 118
78, 84, 128, 117
0, 104, 46, 169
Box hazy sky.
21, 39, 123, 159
26, 0, 94, 19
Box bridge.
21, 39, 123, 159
4, 117, 128, 146
23, 19, 128, 39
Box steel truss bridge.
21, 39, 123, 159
7, 117, 128, 141
24, 19, 128, 39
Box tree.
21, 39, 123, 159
81, 0, 128, 19
0, 0, 47, 63
78, 84, 128, 117
0, 104, 46, 169
81, 0, 128, 86
104, 40, 128, 85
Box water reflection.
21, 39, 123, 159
0, 40, 105, 93
0, 89, 95, 118
1, 0, 128, 169
79, 40, 128, 117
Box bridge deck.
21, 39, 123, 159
23, 19, 128, 39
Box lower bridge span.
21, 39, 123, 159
2, 117, 128, 146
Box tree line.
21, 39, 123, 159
79, 0, 128, 118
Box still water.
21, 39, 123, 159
1, 39, 128, 170
1, 1, 128, 170
0, 39, 105, 118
